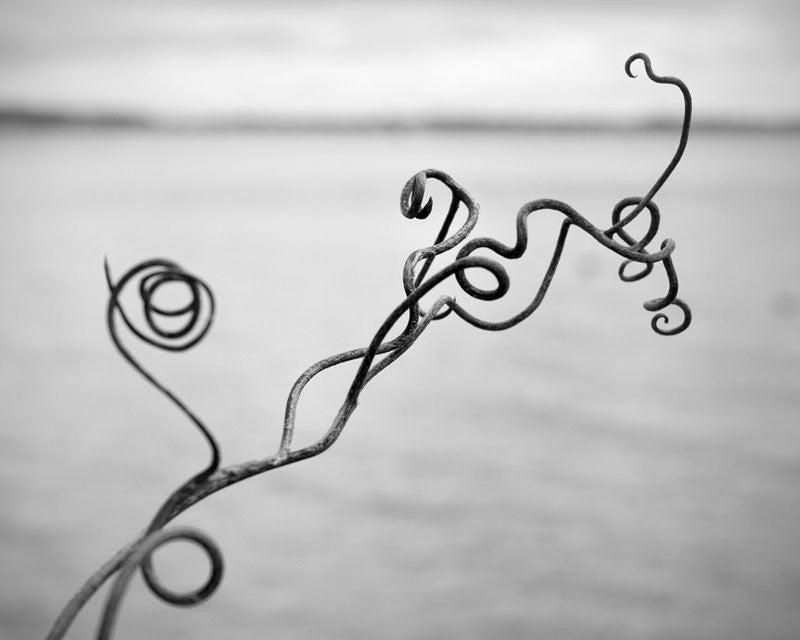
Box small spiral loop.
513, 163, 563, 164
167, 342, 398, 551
106, 258, 214, 352
651, 298, 692, 336
608, 196, 661, 250
98, 527, 224, 640
452, 255, 510, 303
606, 196, 659, 282
140, 528, 224, 606
400, 171, 434, 220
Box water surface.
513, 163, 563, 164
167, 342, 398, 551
1, 129, 798, 639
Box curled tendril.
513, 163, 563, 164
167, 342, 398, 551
105, 258, 215, 352
104, 258, 220, 479
611, 197, 659, 282
608, 52, 692, 235
651, 297, 692, 336
442, 51, 692, 335
400, 171, 434, 220
399, 169, 479, 321
97, 527, 224, 640
49, 52, 694, 640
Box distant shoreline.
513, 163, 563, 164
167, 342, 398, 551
1, 107, 798, 135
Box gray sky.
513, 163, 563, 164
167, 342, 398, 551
1, 0, 797, 122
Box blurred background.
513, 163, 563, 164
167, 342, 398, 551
1, 1, 799, 638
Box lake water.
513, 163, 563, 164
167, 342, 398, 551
1, 129, 799, 639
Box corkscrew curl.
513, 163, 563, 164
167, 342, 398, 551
104, 258, 215, 352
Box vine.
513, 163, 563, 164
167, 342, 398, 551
47, 52, 692, 639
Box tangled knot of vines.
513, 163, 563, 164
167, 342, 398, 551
48, 53, 692, 639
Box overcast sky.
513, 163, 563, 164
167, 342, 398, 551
1, 0, 797, 122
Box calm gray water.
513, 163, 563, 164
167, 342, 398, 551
1, 130, 799, 639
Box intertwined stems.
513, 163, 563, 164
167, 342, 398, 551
47, 52, 692, 640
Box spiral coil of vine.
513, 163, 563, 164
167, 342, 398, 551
47, 52, 692, 640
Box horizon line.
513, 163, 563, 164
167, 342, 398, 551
1, 106, 798, 135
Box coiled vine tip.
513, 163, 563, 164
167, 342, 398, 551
400, 171, 434, 219
625, 52, 652, 79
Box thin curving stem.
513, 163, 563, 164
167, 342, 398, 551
605, 52, 692, 236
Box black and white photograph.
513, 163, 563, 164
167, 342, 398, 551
1, 1, 798, 638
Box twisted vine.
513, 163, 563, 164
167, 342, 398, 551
47, 52, 692, 639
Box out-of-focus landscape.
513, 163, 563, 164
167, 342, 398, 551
1, 2, 799, 639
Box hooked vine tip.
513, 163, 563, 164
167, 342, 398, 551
401, 172, 435, 220
625, 52, 650, 79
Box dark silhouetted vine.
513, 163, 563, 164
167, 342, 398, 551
47, 52, 692, 640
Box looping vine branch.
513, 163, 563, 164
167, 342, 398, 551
47, 52, 693, 640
